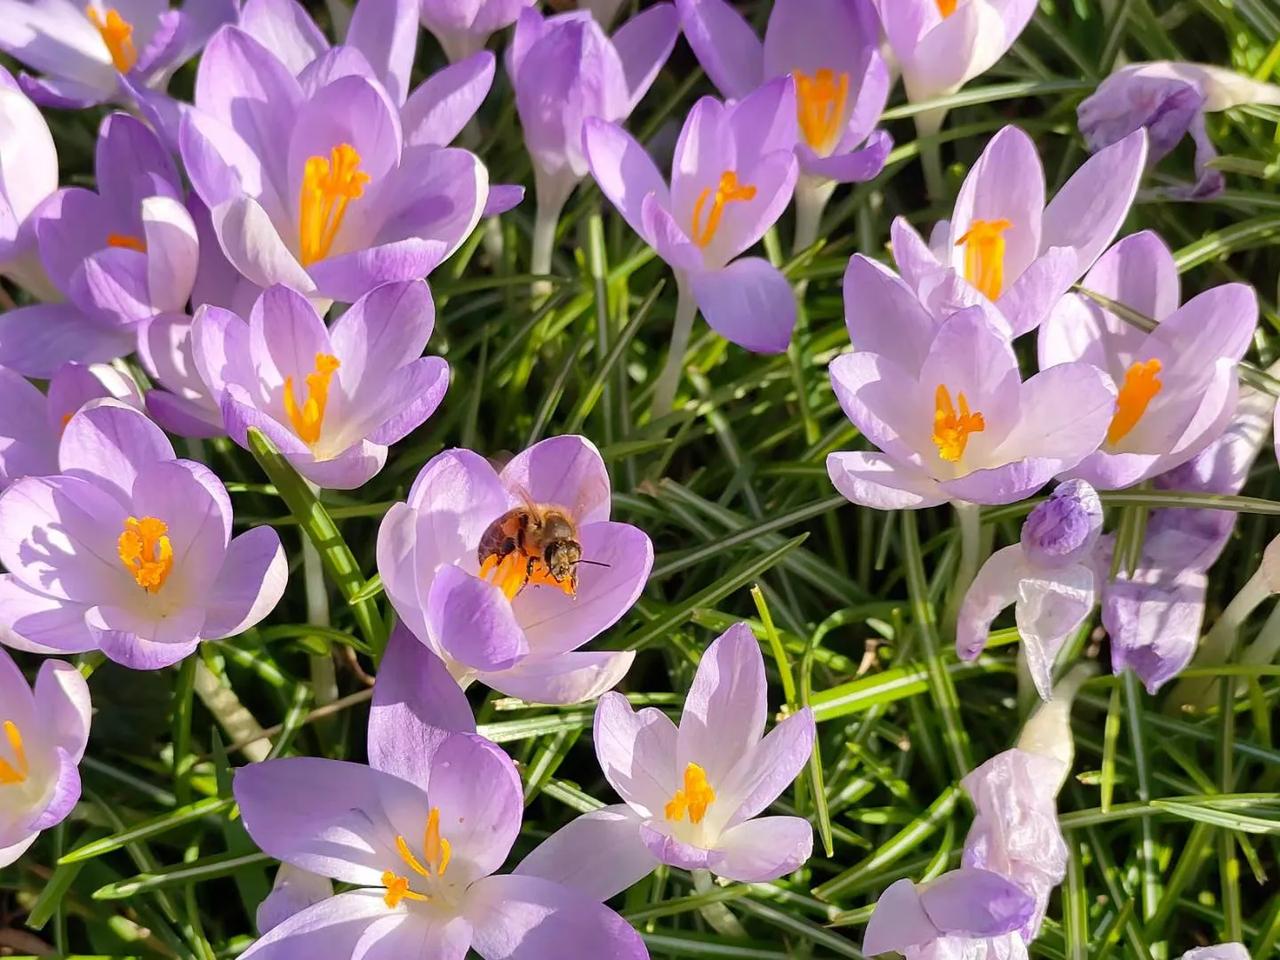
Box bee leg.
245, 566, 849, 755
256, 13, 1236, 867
478, 554, 501, 581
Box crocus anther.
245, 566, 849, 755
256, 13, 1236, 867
936, 0, 958, 16
796, 69, 850, 155
298, 144, 370, 267
118, 516, 174, 593
86, 6, 138, 73
283, 354, 341, 447
1107, 358, 1163, 445
664, 762, 716, 824
956, 218, 1012, 301
107, 233, 147, 253
691, 171, 757, 248
933, 385, 985, 463
479, 552, 528, 601
0, 721, 29, 785
381, 807, 452, 908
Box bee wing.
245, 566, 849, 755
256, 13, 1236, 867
509, 482, 540, 513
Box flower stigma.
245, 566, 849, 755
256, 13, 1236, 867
382, 807, 453, 909
298, 144, 370, 266
86, 6, 137, 73
107, 233, 147, 253
118, 516, 174, 593
956, 218, 1012, 300
936, 0, 958, 16
283, 353, 341, 447
0, 721, 29, 786
795, 69, 850, 155
665, 762, 716, 824
932, 385, 985, 463
1107, 358, 1163, 445
691, 171, 757, 248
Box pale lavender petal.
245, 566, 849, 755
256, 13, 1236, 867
424, 733, 524, 883
0, 303, 133, 378
919, 867, 1037, 937
799, 128, 892, 183
141, 196, 200, 313
677, 623, 765, 787
210, 197, 314, 294
201, 527, 287, 639
237, 892, 389, 960
826, 450, 948, 510
514, 804, 654, 901
34, 658, 91, 760
637, 820, 712, 870
1179, 946, 1251, 960
0, 365, 57, 485
89, 606, 203, 670
843, 252, 937, 371
27, 746, 81, 830
674, 0, 763, 100
863, 878, 934, 957
582, 117, 669, 245
957, 545, 1029, 662
402, 51, 494, 147
500, 434, 611, 524
427, 564, 529, 672
829, 350, 933, 465
256, 865, 334, 936
612, 3, 678, 115
708, 815, 812, 882
347, 0, 419, 105
478, 649, 635, 705
59, 399, 174, 501
239, 0, 328, 76
689, 258, 795, 353
593, 692, 679, 816
722, 708, 815, 824
1016, 566, 1094, 701
0, 575, 94, 655
1103, 571, 1206, 694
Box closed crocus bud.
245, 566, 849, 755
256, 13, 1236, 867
1021, 479, 1103, 569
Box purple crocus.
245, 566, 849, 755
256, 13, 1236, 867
137, 312, 225, 439
234, 625, 649, 960
0, 67, 58, 300
0, 647, 90, 867
1080, 62, 1280, 200
677, 0, 892, 248
517, 623, 815, 896
862, 867, 1036, 959
1040, 231, 1256, 490
509, 5, 677, 275
420, 0, 534, 62
827, 257, 1115, 509
890, 125, 1149, 337
958, 480, 1102, 700
193, 282, 448, 490
376, 435, 652, 704
181, 24, 488, 304
0, 0, 235, 110
0, 400, 287, 669
0, 361, 143, 488
0, 112, 198, 378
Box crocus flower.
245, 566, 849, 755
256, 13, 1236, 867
677, 0, 892, 247
234, 625, 649, 960
376, 435, 652, 704
1040, 231, 1256, 490
421, 0, 534, 62
0, 67, 58, 300
827, 256, 1115, 509
0, 361, 143, 488
0, 112, 198, 378
957, 480, 1102, 700
0, 0, 235, 110
181, 24, 488, 304
509, 5, 678, 274
0, 647, 90, 867
1080, 62, 1280, 200
194, 282, 448, 490
517, 624, 815, 896
0, 400, 287, 669
890, 125, 1149, 337
138, 312, 226, 439
1181, 947, 1251, 960
862, 867, 1036, 958
874, 0, 1037, 107
583, 78, 800, 358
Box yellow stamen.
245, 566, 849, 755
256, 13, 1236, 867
380, 871, 429, 909
107, 232, 146, 253
283, 353, 340, 447
932, 385, 985, 463
664, 762, 716, 825
955, 218, 1013, 301
117, 516, 174, 593
382, 807, 451, 909
86, 6, 137, 73
423, 806, 452, 876
795, 68, 850, 155
0, 721, 29, 786
1107, 358, 1163, 445
479, 552, 527, 601
937, 0, 958, 16
690, 171, 757, 248
298, 143, 370, 266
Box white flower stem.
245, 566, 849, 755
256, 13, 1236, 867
1016, 661, 1098, 795
943, 500, 984, 637
913, 105, 949, 201
792, 176, 837, 257
691, 869, 746, 938
651, 273, 697, 420
531, 170, 573, 304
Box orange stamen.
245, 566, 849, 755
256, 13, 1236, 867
795, 68, 850, 155
283, 353, 340, 447
1107, 358, 1163, 445
298, 144, 369, 266
690, 171, 757, 248
107, 233, 146, 253
664, 762, 716, 824
937, 0, 958, 16
86, 6, 137, 73
955, 218, 1013, 301
117, 516, 174, 593
0, 721, 29, 786
932, 385, 985, 463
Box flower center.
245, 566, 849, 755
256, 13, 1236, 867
298, 144, 370, 267
0, 721, 29, 786
107, 233, 147, 253
381, 807, 453, 909
118, 516, 174, 593
283, 353, 341, 447
932, 384, 985, 463
795, 68, 850, 155
936, 0, 958, 16
86, 6, 137, 73
955, 218, 1012, 301
691, 171, 757, 249
1107, 358, 1163, 445
664, 762, 716, 824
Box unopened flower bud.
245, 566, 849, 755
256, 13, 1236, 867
1021, 479, 1103, 569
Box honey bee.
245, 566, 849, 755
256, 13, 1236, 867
476, 492, 608, 601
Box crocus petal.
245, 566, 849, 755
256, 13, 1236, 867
708, 815, 812, 883
986, 362, 1117, 473
0, 303, 134, 378
368, 623, 475, 792
0, 832, 39, 870
919, 867, 1037, 938
478, 650, 635, 705
1103, 572, 1206, 694
637, 820, 713, 870
328, 279, 435, 402
210, 197, 315, 294
239, 0, 329, 75
201, 526, 288, 639
593, 692, 680, 817
515, 804, 655, 902
141, 195, 200, 313
674, 0, 764, 100
59, 399, 174, 501
499, 434, 612, 523
236, 892, 390, 960
89, 608, 202, 670
34, 658, 91, 761
365, 357, 450, 446
0, 365, 56, 484
612, 2, 679, 114
427, 564, 529, 672
0, 575, 94, 655
689, 258, 796, 354
826, 450, 948, 510
863, 878, 935, 957
256, 865, 334, 936
843, 253, 938, 371
582, 117, 670, 245
466, 873, 648, 960
677, 623, 766, 787
799, 129, 892, 183
402, 51, 495, 147
346, 0, 419, 105
957, 545, 1025, 662
829, 350, 933, 465
722, 708, 815, 824
27, 746, 81, 830
1016, 565, 1095, 701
